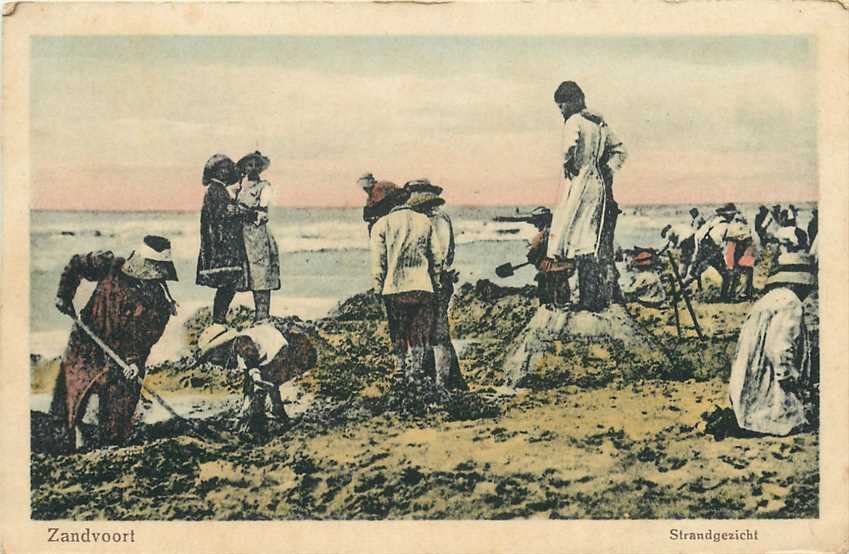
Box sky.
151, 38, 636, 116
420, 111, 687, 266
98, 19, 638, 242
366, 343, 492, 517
30, 35, 817, 210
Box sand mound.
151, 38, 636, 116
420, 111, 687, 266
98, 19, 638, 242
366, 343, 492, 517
502, 304, 661, 388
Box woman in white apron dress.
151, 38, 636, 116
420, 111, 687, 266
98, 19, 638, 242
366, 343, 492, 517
236, 151, 281, 322
546, 81, 627, 311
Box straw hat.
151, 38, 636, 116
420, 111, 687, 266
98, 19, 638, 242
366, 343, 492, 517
404, 179, 445, 209
197, 323, 239, 358
237, 151, 271, 175
121, 235, 178, 281
766, 252, 817, 287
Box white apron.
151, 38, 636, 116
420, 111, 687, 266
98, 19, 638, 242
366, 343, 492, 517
547, 111, 626, 260
728, 287, 811, 436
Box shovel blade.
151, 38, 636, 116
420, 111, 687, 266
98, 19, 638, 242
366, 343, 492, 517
495, 262, 515, 278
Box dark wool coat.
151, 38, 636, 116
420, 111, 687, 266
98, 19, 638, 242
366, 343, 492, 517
197, 181, 247, 288
50, 251, 171, 444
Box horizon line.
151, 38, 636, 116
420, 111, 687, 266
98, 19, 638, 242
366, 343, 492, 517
31, 198, 819, 214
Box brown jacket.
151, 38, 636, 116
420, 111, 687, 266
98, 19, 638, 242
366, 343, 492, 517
51, 251, 171, 442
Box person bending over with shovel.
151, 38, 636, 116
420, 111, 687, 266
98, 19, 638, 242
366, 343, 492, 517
51, 235, 179, 451
197, 322, 316, 439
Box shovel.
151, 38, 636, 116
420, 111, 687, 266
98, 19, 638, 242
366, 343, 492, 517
495, 261, 532, 278
68, 315, 221, 440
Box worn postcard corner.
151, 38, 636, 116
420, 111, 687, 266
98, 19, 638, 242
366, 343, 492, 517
1, 1, 848, 554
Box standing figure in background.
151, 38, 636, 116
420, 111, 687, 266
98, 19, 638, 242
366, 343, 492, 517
724, 212, 756, 300
754, 205, 775, 246
689, 207, 706, 231
197, 154, 248, 325
359, 172, 403, 233
370, 186, 444, 380
659, 222, 696, 279
52, 236, 178, 450
728, 253, 816, 436
545, 80, 628, 312
404, 179, 467, 391
807, 208, 818, 246
236, 151, 281, 323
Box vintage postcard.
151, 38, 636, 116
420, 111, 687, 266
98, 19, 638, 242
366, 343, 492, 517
2, 2, 848, 553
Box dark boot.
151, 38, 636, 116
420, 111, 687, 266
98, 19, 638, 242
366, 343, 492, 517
253, 290, 271, 322
213, 286, 236, 324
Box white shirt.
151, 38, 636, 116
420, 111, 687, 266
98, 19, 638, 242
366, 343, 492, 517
239, 324, 288, 366
370, 205, 445, 295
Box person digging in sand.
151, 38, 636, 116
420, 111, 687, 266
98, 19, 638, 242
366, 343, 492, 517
524, 206, 573, 309
52, 236, 179, 451
197, 322, 316, 438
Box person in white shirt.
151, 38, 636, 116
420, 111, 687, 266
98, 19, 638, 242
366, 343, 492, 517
370, 187, 445, 379
197, 322, 316, 437
404, 179, 466, 391
729, 253, 816, 436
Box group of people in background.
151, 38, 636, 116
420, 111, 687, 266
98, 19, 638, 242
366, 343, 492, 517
359, 174, 466, 391
656, 202, 818, 303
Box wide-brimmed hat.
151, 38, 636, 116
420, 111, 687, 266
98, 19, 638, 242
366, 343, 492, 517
404, 179, 445, 209
383, 186, 411, 209
202, 154, 237, 186
197, 323, 239, 358
766, 252, 817, 287
716, 203, 738, 216
122, 235, 178, 281
237, 151, 271, 175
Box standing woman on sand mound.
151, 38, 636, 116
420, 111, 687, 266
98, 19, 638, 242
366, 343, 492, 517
235, 151, 281, 323
197, 154, 249, 325
545, 81, 628, 312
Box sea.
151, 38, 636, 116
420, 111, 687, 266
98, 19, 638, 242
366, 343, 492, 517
30, 203, 815, 364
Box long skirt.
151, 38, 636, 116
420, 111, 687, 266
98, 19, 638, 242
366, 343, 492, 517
240, 222, 281, 292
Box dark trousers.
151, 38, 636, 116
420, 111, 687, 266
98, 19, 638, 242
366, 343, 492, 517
383, 291, 435, 352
